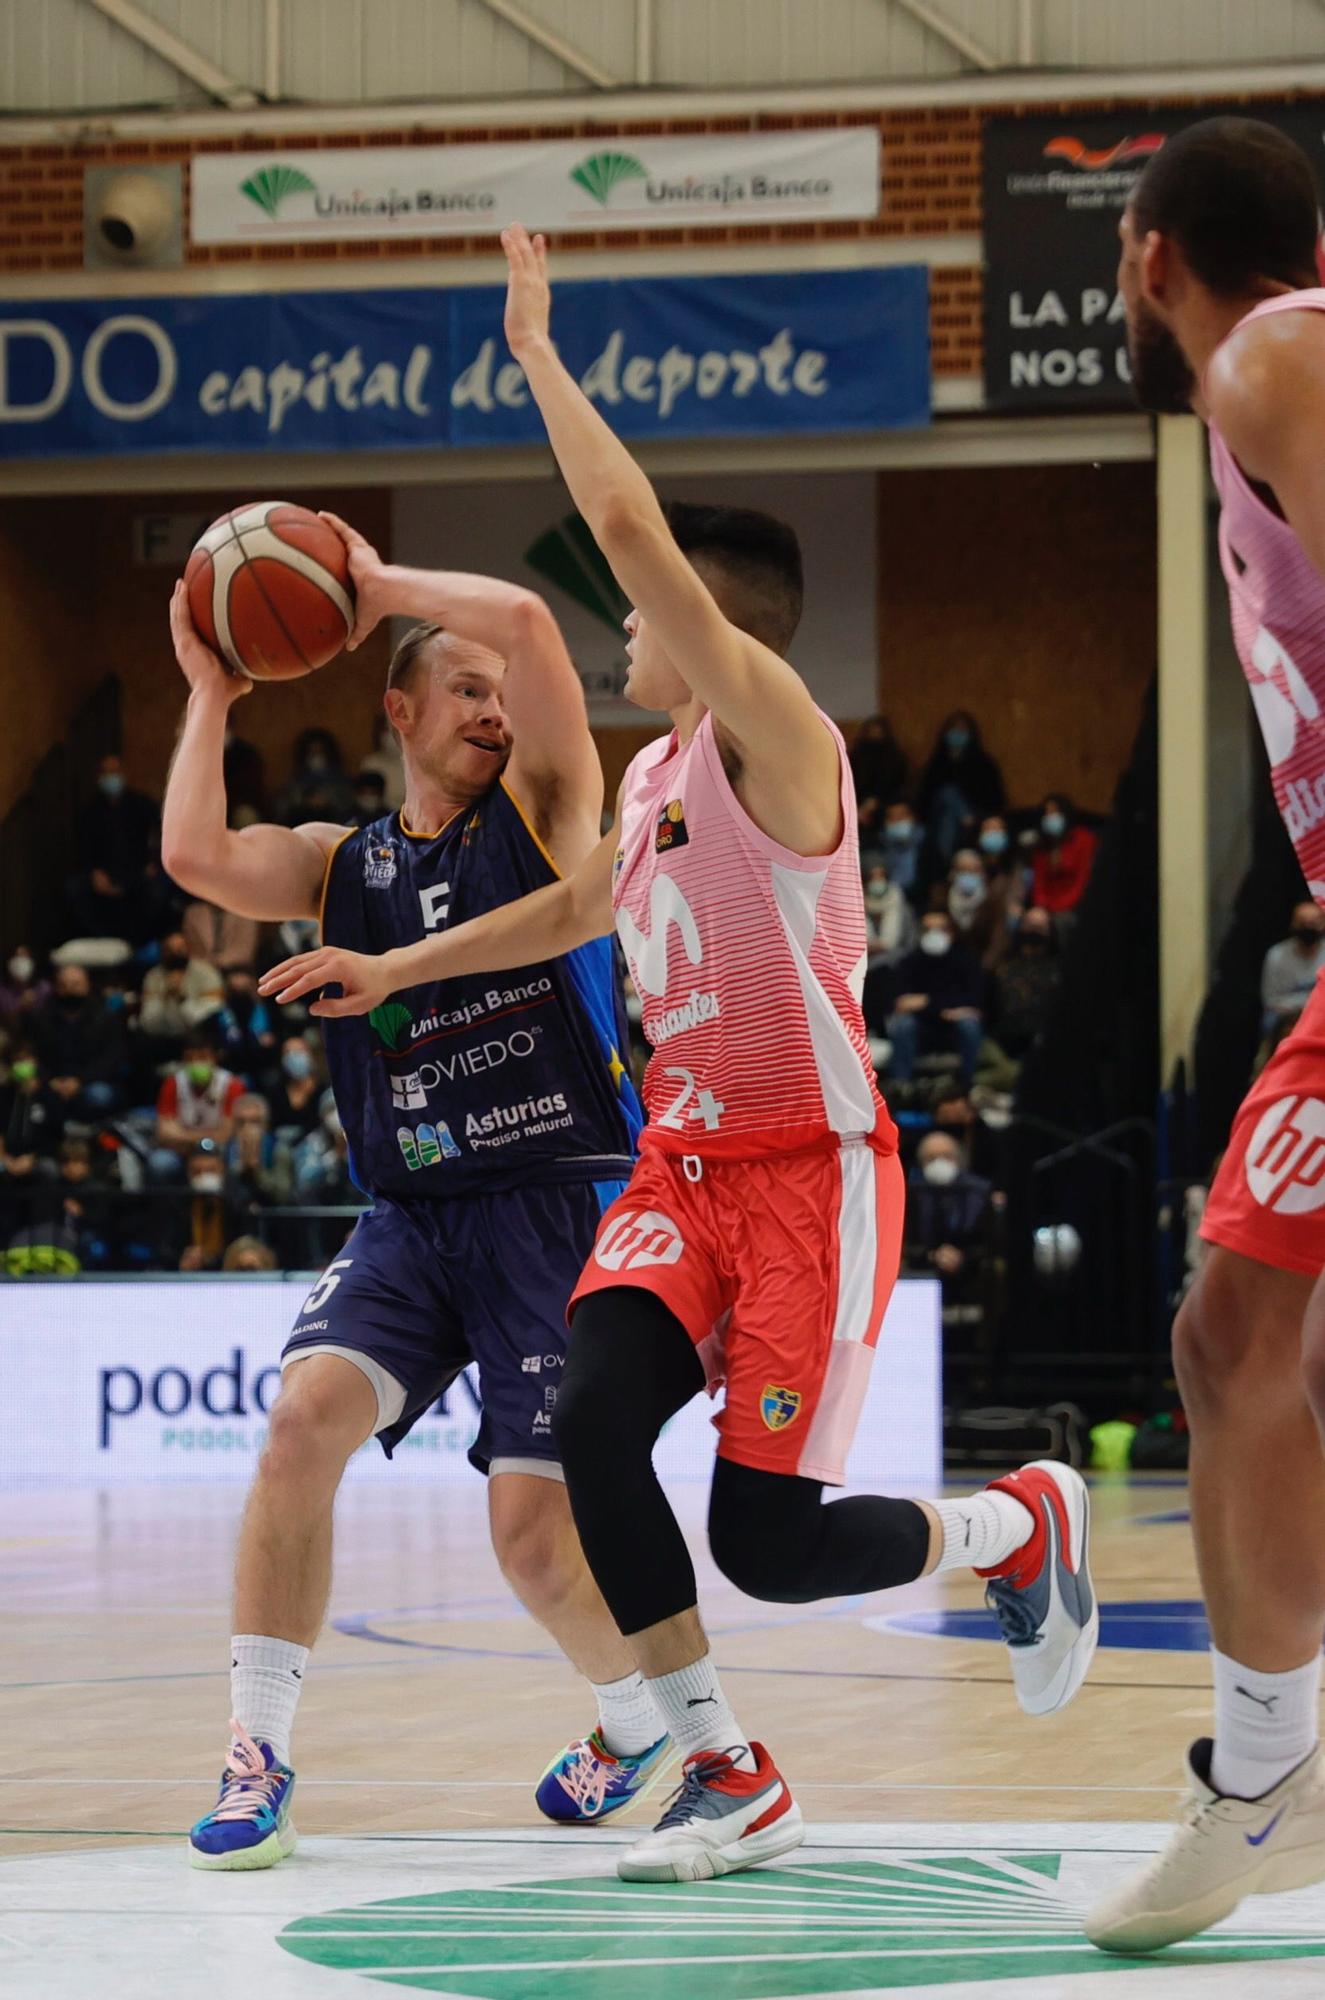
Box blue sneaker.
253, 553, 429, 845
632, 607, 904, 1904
536, 1727, 672, 1823
188, 1719, 297, 1871
977, 1459, 1099, 1717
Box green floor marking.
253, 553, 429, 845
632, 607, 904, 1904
278, 1852, 1325, 1996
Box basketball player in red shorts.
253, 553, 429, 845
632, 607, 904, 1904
1084, 120, 1325, 1952
261, 224, 1099, 1883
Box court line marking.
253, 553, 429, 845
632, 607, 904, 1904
2, 1777, 1180, 1793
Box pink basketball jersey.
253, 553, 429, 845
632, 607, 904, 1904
613, 710, 897, 1160
1208, 290, 1325, 899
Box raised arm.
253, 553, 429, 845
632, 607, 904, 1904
161, 584, 344, 920
1206, 310, 1325, 582
258, 812, 620, 1020
320, 511, 601, 856
499, 226, 838, 811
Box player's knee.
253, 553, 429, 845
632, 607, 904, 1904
709, 1513, 812, 1602
707, 1464, 818, 1603
490, 1494, 566, 1599
548, 1367, 614, 1474
1173, 1253, 1296, 1412
262, 1368, 373, 1480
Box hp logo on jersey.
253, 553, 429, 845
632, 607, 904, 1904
594, 1209, 685, 1271
1245, 1094, 1325, 1214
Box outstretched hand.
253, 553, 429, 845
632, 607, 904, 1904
257, 945, 395, 1019
501, 224, 551, 357
318, 511, 390, 652
169, 580, 251, 703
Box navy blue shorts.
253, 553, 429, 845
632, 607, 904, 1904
281, 1180, 624, 1475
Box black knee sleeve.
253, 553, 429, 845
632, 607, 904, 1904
708, 1458, 931, 1603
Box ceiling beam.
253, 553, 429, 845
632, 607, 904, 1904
83, 0, 260, 107
888, 0, 1000, 73
470, 0, 620, 90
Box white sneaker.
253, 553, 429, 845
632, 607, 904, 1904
617, 1742, 804, 1883
1086, 1739, 1325, 1953
976, 1459, 1099, 1716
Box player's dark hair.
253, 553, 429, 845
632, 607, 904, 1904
666, 502, 804, 653
386, 622, 445, 693
1130, 117, 1320, 297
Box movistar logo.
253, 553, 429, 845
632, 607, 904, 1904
569, 150, 648, 206
616, 875, 702, 998
239, 163, 316, 218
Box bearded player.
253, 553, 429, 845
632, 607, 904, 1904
165, 538, 676, 1872
261, 224, 1099, 1885
1081, 117, 1325, 1951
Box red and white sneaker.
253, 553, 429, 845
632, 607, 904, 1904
617, 1742, 804, 1883
976, 1459, 1098, 1717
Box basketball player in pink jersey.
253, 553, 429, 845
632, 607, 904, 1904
1087, 119, 1325, 1953
260, 223, 1099, 1883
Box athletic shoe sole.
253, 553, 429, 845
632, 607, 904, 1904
1017, 1460, 1099, 1718
188, 1819, 297, 1872
1089, 1839, 1325, 1953
617, 1803, 806, 1883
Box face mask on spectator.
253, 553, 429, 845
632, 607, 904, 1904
305, 752, 330, 775
187, 1060, 214, 1088
191, 1170, 224, 1195
1020, 926, 1050, 953
8, 954, 34, 983
885, 818, 916, 844
10, 1058, 36, 1083
162, 947, 189, 971
979, 829, 1008, 857
953, 870, 984, 898
98, 772, 124, 799
920, 929, 952, 957
1042, 812, 1067, 840
356, 791, 381, 815
57, 990, 83, 1010
946, 727, 970, 753
283, 1048, 313, 1080
922, 1156, 960, 1187
1292, 924, 1322, 945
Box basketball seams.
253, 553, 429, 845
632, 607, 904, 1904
226, 505, 314, 676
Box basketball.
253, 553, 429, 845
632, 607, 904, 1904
185, 501, 355, 682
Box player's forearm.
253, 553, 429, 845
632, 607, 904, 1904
161, 688, 233, 888
384, 875, 608, 994
375, 564, 551, 657
517, 335, 666, 557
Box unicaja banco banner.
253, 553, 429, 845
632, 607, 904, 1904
191, 130, 881, 245
0, 266, 929, 460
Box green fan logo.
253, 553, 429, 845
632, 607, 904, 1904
238, 163, 317, 218
569, 150, 648, 207
368, 1000, 412, 1053
278, 1853, 1325, 1995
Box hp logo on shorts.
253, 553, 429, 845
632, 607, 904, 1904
1245, 1094, 1325, 1213
594, 1209, 685, 1271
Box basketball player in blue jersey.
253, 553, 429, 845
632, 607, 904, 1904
162, 527, 668, 1871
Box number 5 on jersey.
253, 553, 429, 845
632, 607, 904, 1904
419, 883, 451, 933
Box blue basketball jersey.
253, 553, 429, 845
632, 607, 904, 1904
319, 782, 642, 1198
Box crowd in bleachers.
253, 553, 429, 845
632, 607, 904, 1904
0, 724, 406, 1275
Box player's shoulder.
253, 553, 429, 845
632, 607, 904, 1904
1207, 298, 1325, 448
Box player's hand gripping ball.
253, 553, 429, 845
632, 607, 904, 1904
185, 501, 356, 681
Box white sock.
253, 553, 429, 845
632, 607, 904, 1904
592, 1671, 665, 1757
1210, 1647, 1321, 1800
647, 1653, 754, 1770
230, 1633, 309, 1767
931, 1491, 1035, 1575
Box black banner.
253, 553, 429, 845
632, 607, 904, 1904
982, 101, 1325, 411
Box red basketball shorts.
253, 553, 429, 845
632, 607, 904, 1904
1202, 972, 1325, 1278
568, 1139, 905, 1485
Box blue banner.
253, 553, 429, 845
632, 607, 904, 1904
0, 267, 929, 461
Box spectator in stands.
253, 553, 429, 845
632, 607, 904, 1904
224, 1093, 285, 1210
182, 899, 259, 976
50, 1136, 113, 1272
223, 725, 267, 822
988, 907, 1062, 1073
352, 769, 388, 828
877, 909, 986, 1088
276, 728, 355, 827
0, 946, 50, 1034
214, 969, 279, 1080
33, 962, 124, 1117
1031, 794, 1098, 917
223, 1234, 279, 1273
173, 1142, 233, 1271
293, 1088, 357, 1202
880, 800, 924, 903
360, 710, 406, 811
903, 1129, 994, 1305
851, 716, 909, 854
1261, 901, 1325, 1046
864, 859, 915, 967
916, 711, 1006, 867
267, 1033, 324, 1136
70, 753, 162, 941
947, 846, 1017, 971
153, 1030, 246, 1168
0, 1045, 64, 1171
138, 929, 225, 1058
978, 812, 1029, 909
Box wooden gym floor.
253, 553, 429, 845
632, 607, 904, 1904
6, 1473, 1325, 1997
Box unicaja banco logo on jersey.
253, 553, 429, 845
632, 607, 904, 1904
1245, 1094, 1325, 1214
